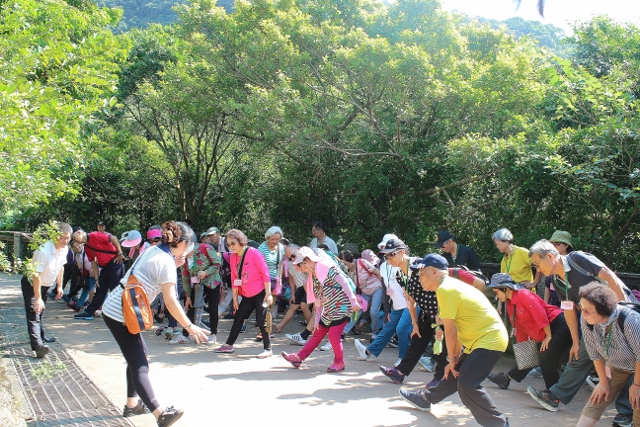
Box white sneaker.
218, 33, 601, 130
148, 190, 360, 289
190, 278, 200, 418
286, 333, 307, 346
94, 309, 102, 317
394, 358, 402, 367
207, 334, 217, 345
354, 339, 370, 360
320, 341, 333, 351
257, 349, 273, 358
169, 335, 190, 345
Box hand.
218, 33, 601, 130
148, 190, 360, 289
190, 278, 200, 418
34, 298, 45, 314
95, 280, 100, 289
185, 297, 193, 310
198, 271, 207, 280
522, 280, 535, 289
444, 361, 459, 380
352, 302, 361, 312
174, 256, 186, 267
289, 298, 296, 305
589, 382, 610, 405
114, 254, 124, 264
187, 324, 210, 344
233, 299, 239, 312
540, 336, 552, 352
568, 342, 580, 363
55, 287, 63, 300
410, 324, 421, 339
630, 384, 640, 410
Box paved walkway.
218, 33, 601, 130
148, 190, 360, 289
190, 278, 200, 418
0, 273, 617, 426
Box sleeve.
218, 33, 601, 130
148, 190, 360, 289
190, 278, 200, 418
581, 317, 604, 360
230, 253, 238, 283
452, 268, 476, 286
361, 259, 376, 273
31, 247, 46, 274
252, 249, 271, 283
521, 290, 551, 328
332, 268, 358, 306
571, 252, 604, 277
204, 246, 222, 276
328, 239, 339, 254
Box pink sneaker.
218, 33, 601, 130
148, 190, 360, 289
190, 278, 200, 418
281, 351, 302, 368
327, 364, 345, 373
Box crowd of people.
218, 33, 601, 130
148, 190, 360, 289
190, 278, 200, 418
21, 220, 640, 427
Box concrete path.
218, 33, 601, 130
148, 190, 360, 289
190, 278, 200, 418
0, 273, 617, 426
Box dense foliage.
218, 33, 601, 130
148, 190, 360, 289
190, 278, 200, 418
2, 0, 639, 271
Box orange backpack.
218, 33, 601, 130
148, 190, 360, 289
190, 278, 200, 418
122, 273, 153, 334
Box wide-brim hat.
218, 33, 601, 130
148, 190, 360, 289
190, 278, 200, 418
121, 230, 142, 248
293, 246, 321, 265
549, 230, 572, 246
485, 273, 524, 291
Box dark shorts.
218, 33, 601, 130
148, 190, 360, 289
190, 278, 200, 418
292, 287, 307, 305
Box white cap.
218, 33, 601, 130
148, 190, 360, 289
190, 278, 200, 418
377, 233, 399, 250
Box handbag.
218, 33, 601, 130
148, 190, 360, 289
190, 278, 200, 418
121, 252, 153, 334
510, 303, 540, 370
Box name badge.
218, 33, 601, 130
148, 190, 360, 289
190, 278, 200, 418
191, 276, 199, 284
560, 300, 574, 310
234, 279, 243, 287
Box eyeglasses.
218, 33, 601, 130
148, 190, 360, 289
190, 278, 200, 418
288, 255, 297, 262
551, 242, 563, 247
384, 250, 400, 259
581, 307, 595, 317
227, 241, 238, 247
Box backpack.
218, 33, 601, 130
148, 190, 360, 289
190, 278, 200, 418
122, 272, 153, 334
585, 301, 640, 332
451, 265, 489, 288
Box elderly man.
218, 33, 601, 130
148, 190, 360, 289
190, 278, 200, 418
434, 230, 481, 271
399, 254, 509, 427
309, 221, 338, 254
22, 221, 72, 358
527, 240, 633, 427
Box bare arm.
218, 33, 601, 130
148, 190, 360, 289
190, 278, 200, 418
598, 266, 626, 301
162, 282, 209, 342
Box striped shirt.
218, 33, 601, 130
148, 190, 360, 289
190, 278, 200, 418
313, 267, 353, 326
582, 307, 640, 371
258, 242, 284, 280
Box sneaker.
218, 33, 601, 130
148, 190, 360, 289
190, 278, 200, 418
94, 309, 102, 317
527, 386, 559, 412
207, 334, 217, 345
35, 346, 49, 359
286, 333, 307, 346
214, 344, 235, 354
425, 378, 441, 389
527, 366, 543, 379
122, 399, 150, 417
380, 366, 405, 384
613, 413, 633, 427
257, 349, 273, 358
169, 335, 190, 345
354, 339, 370, 360
487, 372, 511, 390
327, 364, 345, 373
155, 327, 166, 336
240, 324, 247, 333
157, 406, 183, 427
320, 341, 332, 351
399, 388, 431, 411
418, 356, 436, 373
163, 329, 175, 340
387, 336, 399, 348
586, 375, 600, 390
281, 351, 302, 368
394, 358, 402, 368
74, 311, 94, 321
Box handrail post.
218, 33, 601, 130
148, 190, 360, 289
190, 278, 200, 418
13, 232, 23, 261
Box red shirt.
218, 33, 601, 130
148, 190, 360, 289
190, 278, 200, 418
84, 232, 118, 267
507, 289, 561, 343
448, 268, 477, 286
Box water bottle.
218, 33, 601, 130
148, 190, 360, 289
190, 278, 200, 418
432, 323, 443, 355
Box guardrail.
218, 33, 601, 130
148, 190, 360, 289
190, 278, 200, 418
0, 231, 32, 262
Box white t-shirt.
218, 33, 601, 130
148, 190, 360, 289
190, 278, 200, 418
379, 261, 407, 310
102, 245, 177, 323
32, 241, 69, 287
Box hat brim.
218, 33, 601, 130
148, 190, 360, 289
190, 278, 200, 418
485, 282, 524, 291
121, 237, 142, 248
434, 239, 447, 249
378, 245, 406, 255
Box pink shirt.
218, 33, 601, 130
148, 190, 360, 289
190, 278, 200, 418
230, 247, 271, 298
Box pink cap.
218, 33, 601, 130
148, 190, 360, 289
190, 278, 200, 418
147, 229, 162, 239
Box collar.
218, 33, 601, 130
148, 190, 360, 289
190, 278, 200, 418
561, 255, 572, 273
603, 306, 619, 329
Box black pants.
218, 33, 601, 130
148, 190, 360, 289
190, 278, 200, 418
21, 277, 49, 351
507, 313, 572, 389
396, 315, 434, 376
104, 315, 159, 412
226, 290, 270, 350
204, 286, 221, 335
85, 259, 124, 316
427, 348, 508, 427
66, 264, 83, 299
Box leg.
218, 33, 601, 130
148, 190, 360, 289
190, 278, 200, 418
225, 296, 255, 346
253, 291, 271, 350
369, 289, 383, 335
205, 286, 220, 334
22, 277, 45, 351
367, 308, 403, 357
396, 317, 433, 376
580, 365, 632, 424
298, 324, 330, 360
443, 349, 507, 427
182, 287, 196, 338
396, 308, 413, 359
537, 315, 572, 389
549, 336, 593, 404
328, 320, 348, 367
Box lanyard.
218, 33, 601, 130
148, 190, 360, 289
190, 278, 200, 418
603, 324, 614, 358
553, 274, 572, 301
236, 247, 249, 279
398, 259, 410, 290
505, 252, 514, 273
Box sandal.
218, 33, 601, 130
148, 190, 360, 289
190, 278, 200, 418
327, 364, 345, 373
256, 332, 263, 341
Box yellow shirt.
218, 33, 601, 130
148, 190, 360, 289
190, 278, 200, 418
500, 245, 533, 283
437, 277, 508, 353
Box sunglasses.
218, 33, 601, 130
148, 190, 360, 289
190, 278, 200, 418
288, 255, 297, 262
384, 250, 400, 259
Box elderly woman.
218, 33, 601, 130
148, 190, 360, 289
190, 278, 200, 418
257, 226, 285, 339
100, 221, 209, 426
493, 228, 538, 289
340, 250, 383, 337
281, 246, 360, 372
214, 229, 273, 358
485, 273, 572, 391
577, 283, 640, 427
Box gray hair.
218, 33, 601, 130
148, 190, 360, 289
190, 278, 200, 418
265, 226, 284, 240
286, 243, 300, 250
492, 228, 513, 242
528, 239, 559, 258
55, 221, 72, 235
